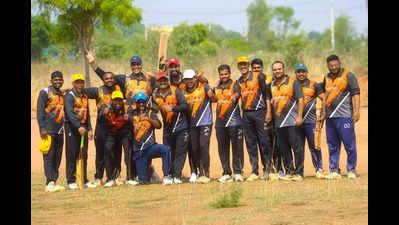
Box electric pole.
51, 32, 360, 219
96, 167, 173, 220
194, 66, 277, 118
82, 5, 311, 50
330, 0, 335, 51
330, 0, 335, 50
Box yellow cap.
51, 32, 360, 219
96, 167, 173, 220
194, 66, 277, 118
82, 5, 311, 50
38, 135, 52, 154
237, 56, 249, 64
72, 73, 85, 82
111, 90, 124, 99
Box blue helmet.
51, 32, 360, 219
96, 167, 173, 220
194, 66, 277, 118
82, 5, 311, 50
135, 92, 147, 102
130, 56, 142, 64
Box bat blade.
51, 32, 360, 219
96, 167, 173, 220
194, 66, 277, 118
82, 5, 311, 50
158, 32, 169, 69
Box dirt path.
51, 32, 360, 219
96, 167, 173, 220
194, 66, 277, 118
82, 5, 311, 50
31, 107, 368, 179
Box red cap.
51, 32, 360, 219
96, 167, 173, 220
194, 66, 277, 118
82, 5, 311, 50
167, 58, 180, 67
156, 71, 169, 81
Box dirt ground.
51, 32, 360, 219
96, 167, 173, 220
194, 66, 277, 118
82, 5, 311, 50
31, 107, 368, 179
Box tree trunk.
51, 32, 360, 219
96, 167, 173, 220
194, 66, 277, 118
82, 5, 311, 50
80, 38, 91, 88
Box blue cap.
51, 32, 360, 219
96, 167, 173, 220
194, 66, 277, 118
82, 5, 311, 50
134, 92, 147, 102
130, 56, 142, 64
295, 64, 308, 72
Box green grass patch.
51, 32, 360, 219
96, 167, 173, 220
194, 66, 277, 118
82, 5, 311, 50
210, 184, 243, 208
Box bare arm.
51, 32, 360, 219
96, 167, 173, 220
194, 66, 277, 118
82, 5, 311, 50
295, 97, 304, 126
352, 94, 360, 123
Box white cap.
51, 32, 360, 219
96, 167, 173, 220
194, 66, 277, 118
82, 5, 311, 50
183, 69, 196, 79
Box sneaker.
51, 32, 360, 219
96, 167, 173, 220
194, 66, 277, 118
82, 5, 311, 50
268, 173, 279, 181
173, 178, 183, 184
218, 174, 233, 183
104, 180, 115, 188
246, 173, 259, 182
66, 183, 78, 190
315, 169, 326, 179
197, 176, 211, 183
278, 170, 285, 178
54, 184, 65, 191
279, 174, 293, 181
326, 172, 342, 180
84, 182, 97, 188
45, 181, 56, 192
189, 173, 197, 183
162, 176, 173, 185
260, 172, 269, 180
126, 179, 140, 186
234, 174, 244, 182
347, 171, 357, 179
94, 178, 102, 187
291, 174, 303, 182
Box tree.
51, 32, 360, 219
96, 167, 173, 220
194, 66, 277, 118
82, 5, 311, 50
272, 6, 300, 40
31, 13, 53, 61
37, 0, 142, 87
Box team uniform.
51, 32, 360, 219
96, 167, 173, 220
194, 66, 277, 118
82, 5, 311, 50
152, 86, 190, 180
271, 75, 304, 177
237, 71, 273, 176
64, 89, 92, 185
183, 81, 213, 178
213, 79, 244, 177
98, 103, 132, 184
84, 85, 136, 182
36, 86, 65, 186
130, 108, 171, 184
319, 69, 360, 174
297, 79, 324, 172
94, 67, 157, 106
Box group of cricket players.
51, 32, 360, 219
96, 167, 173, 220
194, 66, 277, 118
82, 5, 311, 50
36, 52, 361, 192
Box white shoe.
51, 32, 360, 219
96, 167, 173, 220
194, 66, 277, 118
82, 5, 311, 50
104, 180, 115, 188
189, 173, 197, 183
347, 171, 357, 179
45, 181, 56, 192
234, 174, 244, 182
197, 176, 211, 183
162, 176, 173, 185
66, 183, 78, 190
126, 179, 140, 186
315, 169, 326, 179
326, 172, 342, 180
94, 179, 102, 187
218, 174, 233, 183
54, 184, 65, 191
84, 182, 97, 188
173, 178, 183, 184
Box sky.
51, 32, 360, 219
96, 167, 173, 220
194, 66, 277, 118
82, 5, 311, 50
134, 0, 368, 35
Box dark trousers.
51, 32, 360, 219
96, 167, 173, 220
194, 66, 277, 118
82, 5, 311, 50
187, 140, 197, 175
277, 126, 304, 176
190, 125, 212, 177
242, 110, 273, 175
326, 117, 357, 173
267, 124, 283, 173
133, 144, 171, 183
297, 123, 323, 172
163, 129, 189, 179
215, 126, 244, 175
65, 123, 89, 184
42, 133, 64, 185
94, 124, 106, 180
104, 130, 133, 182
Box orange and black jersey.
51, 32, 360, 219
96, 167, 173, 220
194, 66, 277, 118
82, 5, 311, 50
152, 86, 189, 134
319, 69, 360, 118
95, 67, 156, 105
130, 109, 161, 152
98, 104, 131, 132
271, 75, 304, 128
64, 89, 92, 131
237, 71, 271, 111
37, 86, 65, 135
300, 79, 323, 124
183, 81, 213, 127
213, 79, 242, 128
84, 85, 122, 126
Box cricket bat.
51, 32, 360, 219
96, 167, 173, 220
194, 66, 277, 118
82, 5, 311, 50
76, 135, 85, 189
158, 32, 169, 70
314, 98, 322, 151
